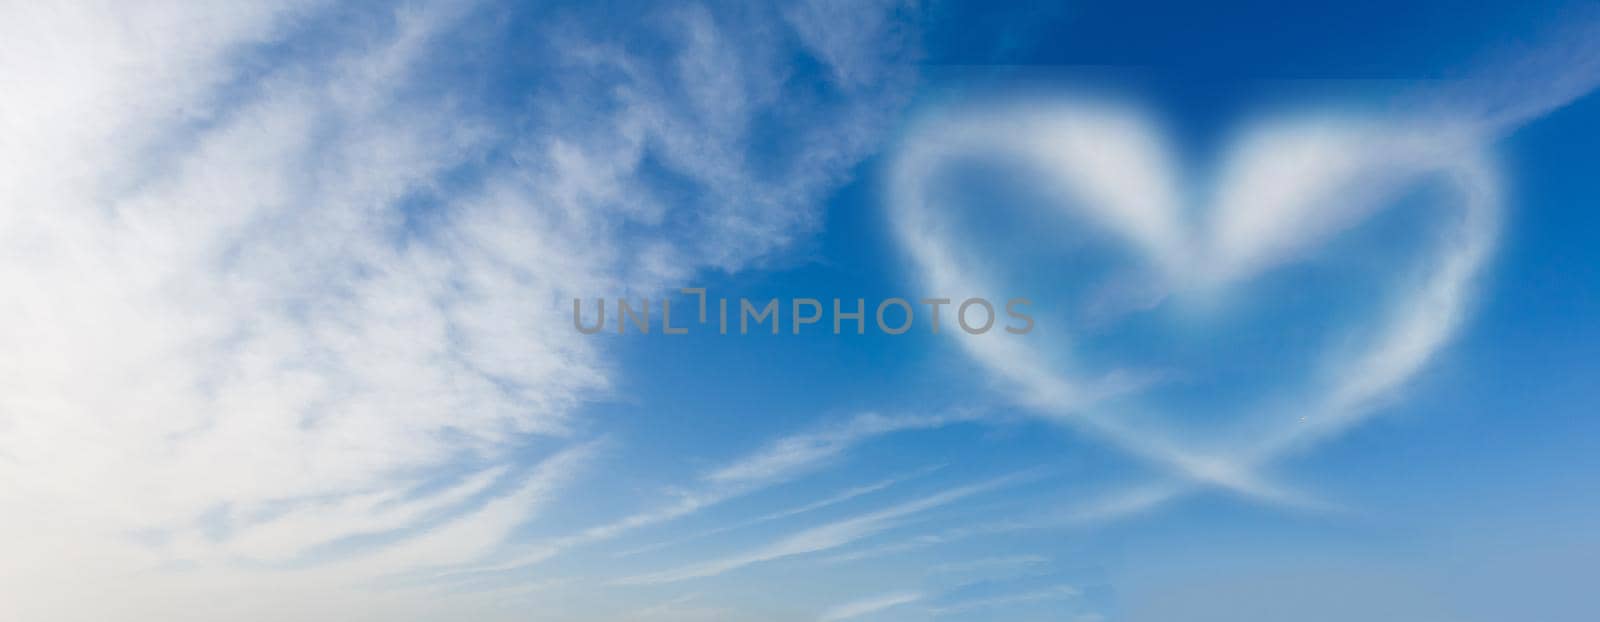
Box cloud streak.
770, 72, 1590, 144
818, 590, 925, 622
618, 472, 1031, 585
614, 464, 943, 558
456, 412, 972, 574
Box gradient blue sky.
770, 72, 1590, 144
2, 2, 1599, 621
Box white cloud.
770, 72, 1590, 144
886, 16, 1600, 519
619, 472, 1028, 585
927, 554, 1049, 575
927, 584, 1081, 617
0, 1, 918, 619
704, 412, 970, 487
890, 97, 1499, 509
615, 464, 942, 558
453, 412, 968, 573
818, 590, 925, 622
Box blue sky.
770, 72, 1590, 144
2, 1, 1599, 621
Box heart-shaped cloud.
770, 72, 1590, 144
889, 98, 1499, 508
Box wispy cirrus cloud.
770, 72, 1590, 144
451, 412, 971, 574
614, 464, 944, 558
927, 584, 1082, 617
0, 1, 919, 619
6, 2, 1597, 620
818, 590, 926, 622
618, 471, 1032, 585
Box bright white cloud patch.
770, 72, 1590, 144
0, 1, 916, 619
